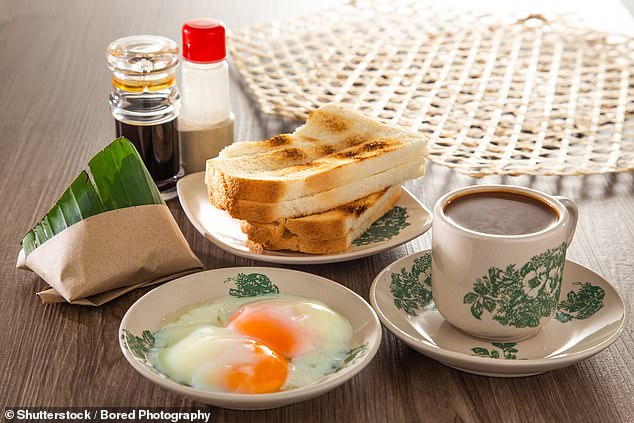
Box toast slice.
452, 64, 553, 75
206, 104, 427, 211
214, 160, 419, 222
241, 185, 402, 254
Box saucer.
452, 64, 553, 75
370, 249, 627, 377
177, 172, 432, 264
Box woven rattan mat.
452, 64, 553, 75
228, 2, 634, 177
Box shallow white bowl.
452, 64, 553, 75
119, 267, 382, 410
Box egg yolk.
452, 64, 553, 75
227, 304, 311, 358
221, 343, 288, 394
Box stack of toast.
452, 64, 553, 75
205, 104, 428, 254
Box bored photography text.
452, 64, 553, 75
3, 408, 213, 422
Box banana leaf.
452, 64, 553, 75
21, 137, 163, 256
89, 137, 163, 210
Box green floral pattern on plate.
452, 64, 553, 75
225, 273, 280, 297
121, 329, 159, 374
390, 253, 433, 316
353, 206, 409, 246
555, 282, 605, 323
463, 243, 567, 328
471, 342, 519, 359
331, 344, 369, 373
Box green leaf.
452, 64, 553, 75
463, 292, 479, 304
22, 170, 106, 255
22, 231, 37, 256
46, 206, 67, 234
33, 224, 47, 246
471, 301, 484, 319
554, 311, 573, 323
71, 171, 106, 217
492, 342, 516, 350
58, 171, 104, 224
473, 280, 489, 296
483, 297, 497, 313
89, 137, 163, 210
40, 217, 55, 239
21, 138, 163, 256
471, 347, 490, 357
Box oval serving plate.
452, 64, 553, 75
119, 267, 382, 410
370, 249, 627, 377
177, 172, 432, 264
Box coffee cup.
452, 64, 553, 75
431, 184, 578, 341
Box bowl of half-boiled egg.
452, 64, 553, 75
119, 267, 382, 410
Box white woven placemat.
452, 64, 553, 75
229, 1, 634, 177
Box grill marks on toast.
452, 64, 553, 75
241, 186, 401, 254
205, 103, 427, 222
332, 139, 396, 161
308, 108, 350, 132
219, 135, 404, 177
266, 134, 293, 146
342, 203, 369, 217
272, 138, 401, 177
273, 148, 306, 162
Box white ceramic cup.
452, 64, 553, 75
431, 185, 578, 341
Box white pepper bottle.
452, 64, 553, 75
179, 18, 235, 174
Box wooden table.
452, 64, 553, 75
1, 1, 632, 422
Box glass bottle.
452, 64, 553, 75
106, 35, 184, 199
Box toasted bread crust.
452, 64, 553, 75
213, 159, 423, 223
207, 167, 286, 208
241, 187, 395, 242
244, 186, 402, 242
246, 238, 352, 255
241, 186, 402, 254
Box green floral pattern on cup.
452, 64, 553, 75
390, 253, 433, 316
225, 273, 280, 297
463, 242, 567, 328
471, 342, 519, 359
353, 206, 409, 246
555, 282, 605, 323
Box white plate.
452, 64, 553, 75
176, 172, 432, 264
370, 249, 627, 377
119, 267, 382, 410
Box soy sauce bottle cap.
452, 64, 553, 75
182, 18, 226, 63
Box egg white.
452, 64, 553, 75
148, 294, 353, 393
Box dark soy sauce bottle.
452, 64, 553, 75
107, 35, 184, 199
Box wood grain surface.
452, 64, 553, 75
0, 1, 632, 422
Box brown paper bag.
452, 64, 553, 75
17, 204, 203, 305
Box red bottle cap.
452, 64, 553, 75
182, 18, 226, 63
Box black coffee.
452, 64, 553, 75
444, 190, 559, 235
